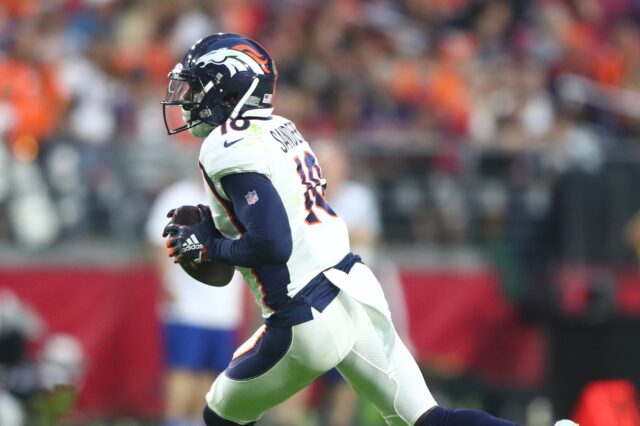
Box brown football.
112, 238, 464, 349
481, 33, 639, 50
171, 205, 235, 287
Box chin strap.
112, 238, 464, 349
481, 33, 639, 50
230, 77, 260, 120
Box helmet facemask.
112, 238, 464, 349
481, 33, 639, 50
162, 71, 215, 136
163, 72, 263, 136
162, 63, 230, 135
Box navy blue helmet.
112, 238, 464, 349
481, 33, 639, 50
162, 33, 277, 135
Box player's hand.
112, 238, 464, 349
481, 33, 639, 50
163, 205, 221, 264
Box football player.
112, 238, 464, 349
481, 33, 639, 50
162, 33, 577, 426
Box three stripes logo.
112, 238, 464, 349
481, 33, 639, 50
181, 235, 203, 253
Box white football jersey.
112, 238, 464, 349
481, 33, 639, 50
198, 111, 351, 318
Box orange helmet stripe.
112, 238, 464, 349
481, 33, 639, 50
232, 44, 271, 74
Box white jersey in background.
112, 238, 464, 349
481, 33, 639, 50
146, 179, 243, 329
198, 113, 351, 318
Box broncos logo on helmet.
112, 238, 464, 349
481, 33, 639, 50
196, 44, 272, 78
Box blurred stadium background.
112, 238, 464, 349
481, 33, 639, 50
2, 0, 640, 425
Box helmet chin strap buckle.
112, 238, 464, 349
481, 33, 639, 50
230, 77, 260, 120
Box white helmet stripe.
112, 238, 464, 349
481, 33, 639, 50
230, 77, 260, 120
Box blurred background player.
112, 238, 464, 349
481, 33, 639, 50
146, 175, 244, 426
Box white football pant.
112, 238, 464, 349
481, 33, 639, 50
206, 262, 437, 425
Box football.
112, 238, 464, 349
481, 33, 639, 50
171, 205, 235, 287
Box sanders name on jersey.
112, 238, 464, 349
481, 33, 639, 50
270, 122, 305, 153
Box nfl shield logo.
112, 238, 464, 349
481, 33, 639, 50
245, 190, 259, 205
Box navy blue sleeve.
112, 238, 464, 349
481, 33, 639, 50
208, 172, 293, 267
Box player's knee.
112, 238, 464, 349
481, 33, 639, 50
203, 405, 255, 426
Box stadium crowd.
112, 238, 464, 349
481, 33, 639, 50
0, 0, 640, 248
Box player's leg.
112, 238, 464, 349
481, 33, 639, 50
265, 388, 311, 425
164, 323, 212, 425
194, 372, 217, 416
335, 263, 520, 426
416, 408, 577, 426
203, 297, 358, 425
335, 311, 437, 425
165, 369, 199, 424
337, 313, 522, 426
192, 328, 235, 420
326, 262, 435, 425
415, 407, 518, 426
318, 368, 358, 426
203, 325, 316, 425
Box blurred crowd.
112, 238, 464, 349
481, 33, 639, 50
1, 0, 640, 249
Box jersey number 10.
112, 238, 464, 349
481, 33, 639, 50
294, 152, 337, 224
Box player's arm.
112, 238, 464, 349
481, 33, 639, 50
207, 172, 293, 266
165, 172, 293, 267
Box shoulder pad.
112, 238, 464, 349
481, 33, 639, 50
199, 121, 271, 196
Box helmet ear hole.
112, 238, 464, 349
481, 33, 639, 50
223, 93, 240, 106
